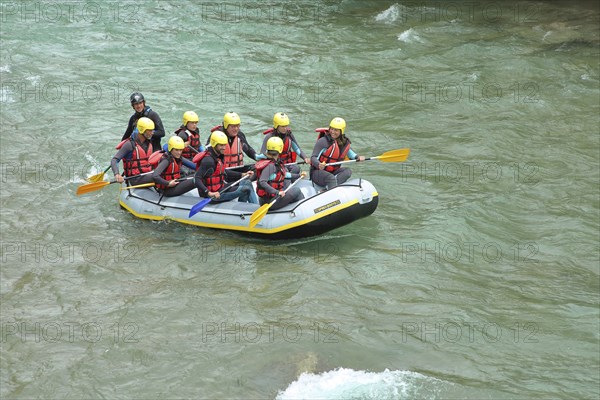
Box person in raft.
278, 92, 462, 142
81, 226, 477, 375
174, 110, 205, 162
206, 112, 264, 170
194, 131, 258, 204
111, 117, 156, 186
150, 136, 197, 197
309, 117, 365, 190
256, 136, 305, 210
121, 92, 165, 152
260, 112, 310, 176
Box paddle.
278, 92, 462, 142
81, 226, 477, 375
119, 182, 155, 191
119, 175, 194, 192
225, 160, 306, 170
248, 176, 304, 228
188, 175, 249, 218
76, 171, 153, 196
77, 180, 119, 196
186, 144, 199, 153
86, 166, 111, 183
324, 148, 410, 167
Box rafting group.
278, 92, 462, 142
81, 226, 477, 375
78, 92, 409, 237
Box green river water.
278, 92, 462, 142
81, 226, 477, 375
1, 1, 599, 398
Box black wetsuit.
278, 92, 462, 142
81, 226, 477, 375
121, 105, 165, 152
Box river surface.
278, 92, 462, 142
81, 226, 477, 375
1, 1, 599, 398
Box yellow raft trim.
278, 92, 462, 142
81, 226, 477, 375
119, 191, 378, 235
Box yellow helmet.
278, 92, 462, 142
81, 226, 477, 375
137, 117, 155, 134
273, 112, 290, 129
223, 112, 241, 129
329, 117, 346, 135
210, 130, 228, 148
266, 136, 284, 153
168, 136, 185, 152
183, 111, 199, 126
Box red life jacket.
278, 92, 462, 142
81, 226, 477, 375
193, 151, 225, 193
116, 137, 153, 177
223, 136, 243, 168
315, 127, 329, 138
318, 134, 352, 173
148, 151, 164, 168
263, 128, 297, 164
153, 153, 181, 190
255, 159, 286, 199
175, 126, 200, 160
211, 125, 243, 167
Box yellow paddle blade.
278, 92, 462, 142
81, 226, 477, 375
248, 178, 303, 227
76, 180, 112, 196
375, 148, 410, 162
249, 203, 271, 228
86, 172, 106, 183
119, 183, 155, 191
86, 166, 111, 182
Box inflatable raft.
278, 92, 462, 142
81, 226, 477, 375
118, 178, 378, 239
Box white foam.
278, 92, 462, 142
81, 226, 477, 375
26, 75, 40, 85
542, 31, 552, 42
85, 152, 101, 166
276, 368, 441, 400
0, 65, 10, 73
397, 28, 423, 43
82, 153, 106, 180
375, 4, 400, 23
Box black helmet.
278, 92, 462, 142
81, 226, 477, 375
130, 92, 145, 104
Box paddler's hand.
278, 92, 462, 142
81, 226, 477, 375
168, 180, 179, 187
304, 157, 310, 165
357, 156, 366, 162
300, 172, 307, 179
243, 171, 254, 178
115, 174, 124, 183
208, 191, 220, 199
319, 162, 326, 170
278, 190, 286, 197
